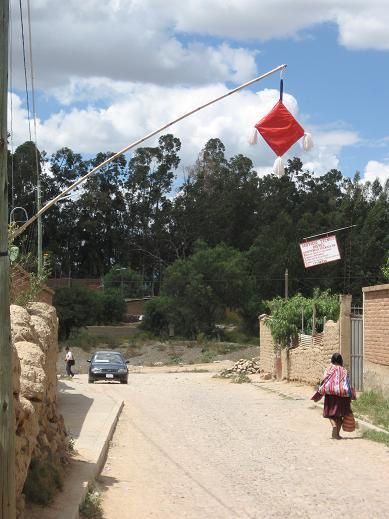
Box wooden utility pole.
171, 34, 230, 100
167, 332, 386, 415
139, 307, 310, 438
0, 1, 16, 517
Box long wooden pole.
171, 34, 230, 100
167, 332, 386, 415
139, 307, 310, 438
12, 63, 287, 240
0, 0, 16, 517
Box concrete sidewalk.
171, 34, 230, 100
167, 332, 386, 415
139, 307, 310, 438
27, 374, 124, 519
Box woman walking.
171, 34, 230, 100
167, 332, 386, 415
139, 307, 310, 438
312, 353, 355, 439
65, 346, 75, 378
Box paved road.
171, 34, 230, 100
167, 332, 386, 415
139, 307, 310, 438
99, 371, 389, 518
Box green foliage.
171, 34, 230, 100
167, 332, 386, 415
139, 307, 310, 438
54, 287, 125, 339
142, 296, 174, 336
80, 485, 104, 519
362, 430, 389, 447
23, 457, 63, 506
96, 289, 126, 323
103, 268, 143, 297
142, 243, 256, 338
54, 287, 103, 339
382, 257, 389, 281
266, 290, 340, 348
10, 135, 389, 320
353, 391, 389, 430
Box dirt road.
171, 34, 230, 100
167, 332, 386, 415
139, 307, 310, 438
99, 371, 389, 518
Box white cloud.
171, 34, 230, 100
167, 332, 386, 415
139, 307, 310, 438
9, 80, 357, 179
9, 1, 389, 95
364, 160, 389, 184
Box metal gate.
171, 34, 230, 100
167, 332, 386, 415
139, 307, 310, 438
351, 306, 363, 391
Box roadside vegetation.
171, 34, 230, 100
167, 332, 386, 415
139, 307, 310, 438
23, 457, 63, 506
362, 430, 389, 447
353, 391, 389, 430
80, 484, 104, 519
265, 290, 340, 347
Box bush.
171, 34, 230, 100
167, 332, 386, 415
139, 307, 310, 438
54, 287, 102, 339
141, 296, 174, 336
143, 243, 256, 338
96, 289, 126, 324
54, 286, 125, 339
23, 457, 63, 505
104, 267, 143, 298
266, 289, 340, 348
80, 484, 104, 519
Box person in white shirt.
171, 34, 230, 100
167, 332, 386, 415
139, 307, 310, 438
65, 346, 75, 378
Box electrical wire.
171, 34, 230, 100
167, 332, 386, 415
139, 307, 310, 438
9, 1, 15, 213
19, 0, 32, 140
26, 0, 40, 180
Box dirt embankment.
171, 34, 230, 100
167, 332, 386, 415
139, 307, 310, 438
57, 339, 260, 376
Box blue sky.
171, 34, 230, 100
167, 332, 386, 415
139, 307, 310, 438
9, 1, 389, 184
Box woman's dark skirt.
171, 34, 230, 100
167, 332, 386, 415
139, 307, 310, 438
323, 395, 351, 418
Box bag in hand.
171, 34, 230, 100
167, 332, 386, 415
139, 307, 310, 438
342, 412, 356, 432
69, 359, 75, 366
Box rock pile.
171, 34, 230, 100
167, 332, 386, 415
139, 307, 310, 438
220, 358, 260, 377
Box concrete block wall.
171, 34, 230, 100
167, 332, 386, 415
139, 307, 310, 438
363, 284, 389, 397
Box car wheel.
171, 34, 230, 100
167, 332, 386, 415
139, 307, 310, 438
120, 378, 128, 384
88, 378, 94, 384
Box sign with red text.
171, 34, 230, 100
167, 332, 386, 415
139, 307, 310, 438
299, 235, 341, 268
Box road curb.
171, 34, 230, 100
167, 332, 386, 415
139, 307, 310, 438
75, 397, 124, 519
31, 391, 124, 519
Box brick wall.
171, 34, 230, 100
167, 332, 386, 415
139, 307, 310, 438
10, 265, 54, 305
363, 285, 389, 366
363, 284, 389, 396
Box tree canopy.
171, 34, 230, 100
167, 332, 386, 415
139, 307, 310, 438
9, 134, 389, 332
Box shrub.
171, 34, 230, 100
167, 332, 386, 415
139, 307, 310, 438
266, 289, 340, 348
54, 286, 125, 339
80, 484, 104, 519
104, 267, 143, 298
143, 243, 256, 338
141, 296, 174, 336
96, 289, 126, 324
23, 457, 63, 506
54, 287, 102, 339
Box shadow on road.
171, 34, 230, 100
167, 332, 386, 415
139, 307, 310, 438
57, 380, 94, 439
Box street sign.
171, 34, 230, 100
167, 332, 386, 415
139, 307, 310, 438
299, 235, 341, 268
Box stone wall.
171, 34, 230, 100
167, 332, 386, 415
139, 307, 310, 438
281, 321, 339, 385
258, 296, 352, 386
259, 318, 340, 386
363, 284, 389, 396
10, 303, 67, 518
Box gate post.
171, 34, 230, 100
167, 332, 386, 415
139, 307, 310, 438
339, 294, 352, 370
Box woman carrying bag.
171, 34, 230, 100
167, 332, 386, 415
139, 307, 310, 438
312, 353, 356, 439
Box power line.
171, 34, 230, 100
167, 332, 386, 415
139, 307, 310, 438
18, 0, 31, 140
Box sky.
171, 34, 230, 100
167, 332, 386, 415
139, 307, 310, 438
8, 0, 389, 186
